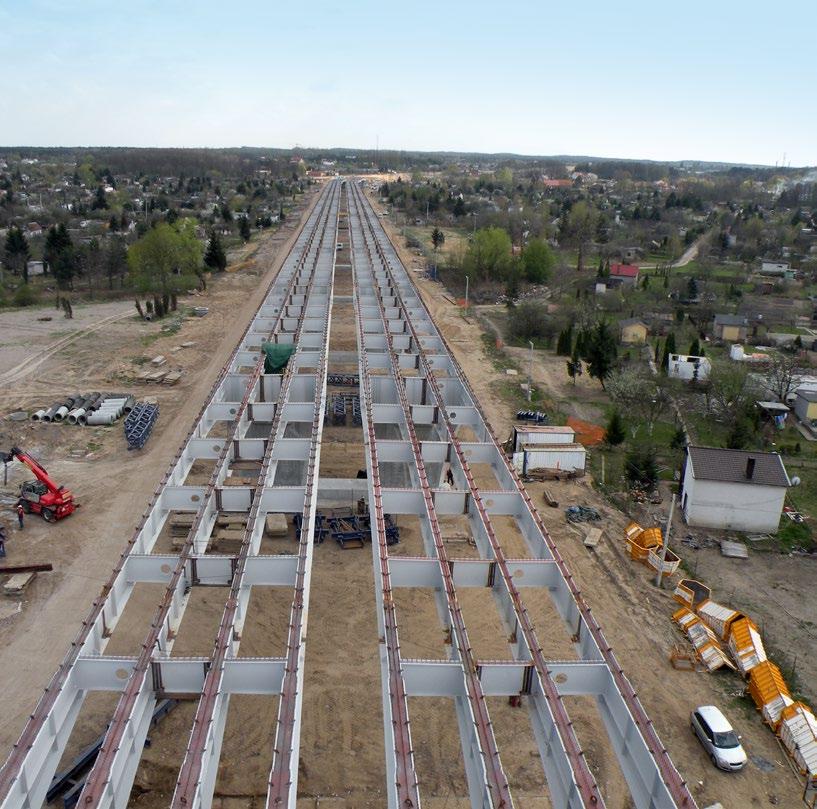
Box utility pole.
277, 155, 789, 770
527, 341, 534, 402
464, 275, 469, 316
655, 493, 676, 588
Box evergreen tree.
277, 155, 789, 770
688, 337, 701, 356
203, 231, 227, 272
585, 322, 618, 388
91, 185, 108, 210
642, 274, 650, 290
605, 409, 625, 446
654, 340, 661, 364
566, 344, 583, 384
3, 226, 30, 283
239, 216, 251, 242
625, 445, 658, 488
687, 276, 699, 298
661, 332, 676, 372
726, 418, 752, 449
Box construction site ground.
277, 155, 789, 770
0, 184, 809, 808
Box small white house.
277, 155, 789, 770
668, 354, 711, 382
681, 446, 790, 533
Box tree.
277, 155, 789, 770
566, 344, 583, 384
688, 337, 701, 356
556, 324, 574, 356
54, 247, 81, 290
221, 203, 233, 223
605, 410, 626, 446
606, 368, 671, 436
765, 353, 805, 403
708, 364, 757, 420
520, 239, 555, 284
726, 418, 753, 449
560, 201, 596, 272
105, 237, 128, 289
44, 223, 72, 276
687, 277, 699, 299
462, 227, 513, 281
239, 216, 251, 242
128, 221, 203, 299
431, 227, 445, 253
91, 185, 108, 210
204, 231, 227, 272
625, 446, 659, 489
661, 331, 677, 373
506, 301, 553, 343
584, 322, 618, 388
3, 226, 30, 283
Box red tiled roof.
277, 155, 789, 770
610, 263, 639, 277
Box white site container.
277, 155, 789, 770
514, 443, 586, 474
697, 600, 742, 641
779, 705, 817, 778
512, 425, 575, 452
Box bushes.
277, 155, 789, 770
505, 301, 555, 344
12, 284, 38, 307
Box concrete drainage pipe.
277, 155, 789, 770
85, 411, 118, 426
67, 408, 86, 424
31, 410, 47, 421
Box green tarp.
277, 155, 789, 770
262, 342, 296, 374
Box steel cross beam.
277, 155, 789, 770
75, 181, 341, 809
349, 184, 600, 809
0, 184, 336, 809
350, 189, 513, 809
168, 181, 338, 808
349, 181, 697, 809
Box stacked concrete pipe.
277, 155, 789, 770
85, 396, 129, 426
66, 396, 92, 424
77, 393, 104, 425
53, 395, 81, 423
39, 402, 65, 423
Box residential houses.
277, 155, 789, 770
609, 263, 640, 286
793, 390, 817, 427
680, 446, 790, 533
619, 318, 649, 345
713, 314, 749, 343
667, 353, 711, 382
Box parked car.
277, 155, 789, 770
691, 705, 748, 771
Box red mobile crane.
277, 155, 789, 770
2, 447, 76, 522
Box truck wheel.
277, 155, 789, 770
41, 508, 55, 523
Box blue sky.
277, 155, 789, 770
1, 0, 815, 165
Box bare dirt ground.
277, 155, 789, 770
371, 188, 810, 809
0, 184, 809, 809
0, 191, 320, 754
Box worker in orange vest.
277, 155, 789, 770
16, 504, 24, 530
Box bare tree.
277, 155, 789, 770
606, 368, 671, 437
764, 353, 805, 403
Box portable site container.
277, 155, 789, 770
511, 425, 574, 453
513, 443, 586, 475
748, 660, 792, 728
697, 599, 744, 640
672, 608, 733, 672
727, 617, 767, 676
778, 703, 817, 779
673, 578, 711, 610
626, 524, 663, 561
647, 545, 681, 577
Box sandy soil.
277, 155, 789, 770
0, 191, 320, 755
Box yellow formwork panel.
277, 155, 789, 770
749, 660, 791, 721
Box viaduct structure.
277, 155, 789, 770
0, 179, 697, 809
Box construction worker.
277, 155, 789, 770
445, 467, 454, 487
16, 503, 24, 530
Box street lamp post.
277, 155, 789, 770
528, 341, 534, 402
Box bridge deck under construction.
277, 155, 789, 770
0, 179, 697, 809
